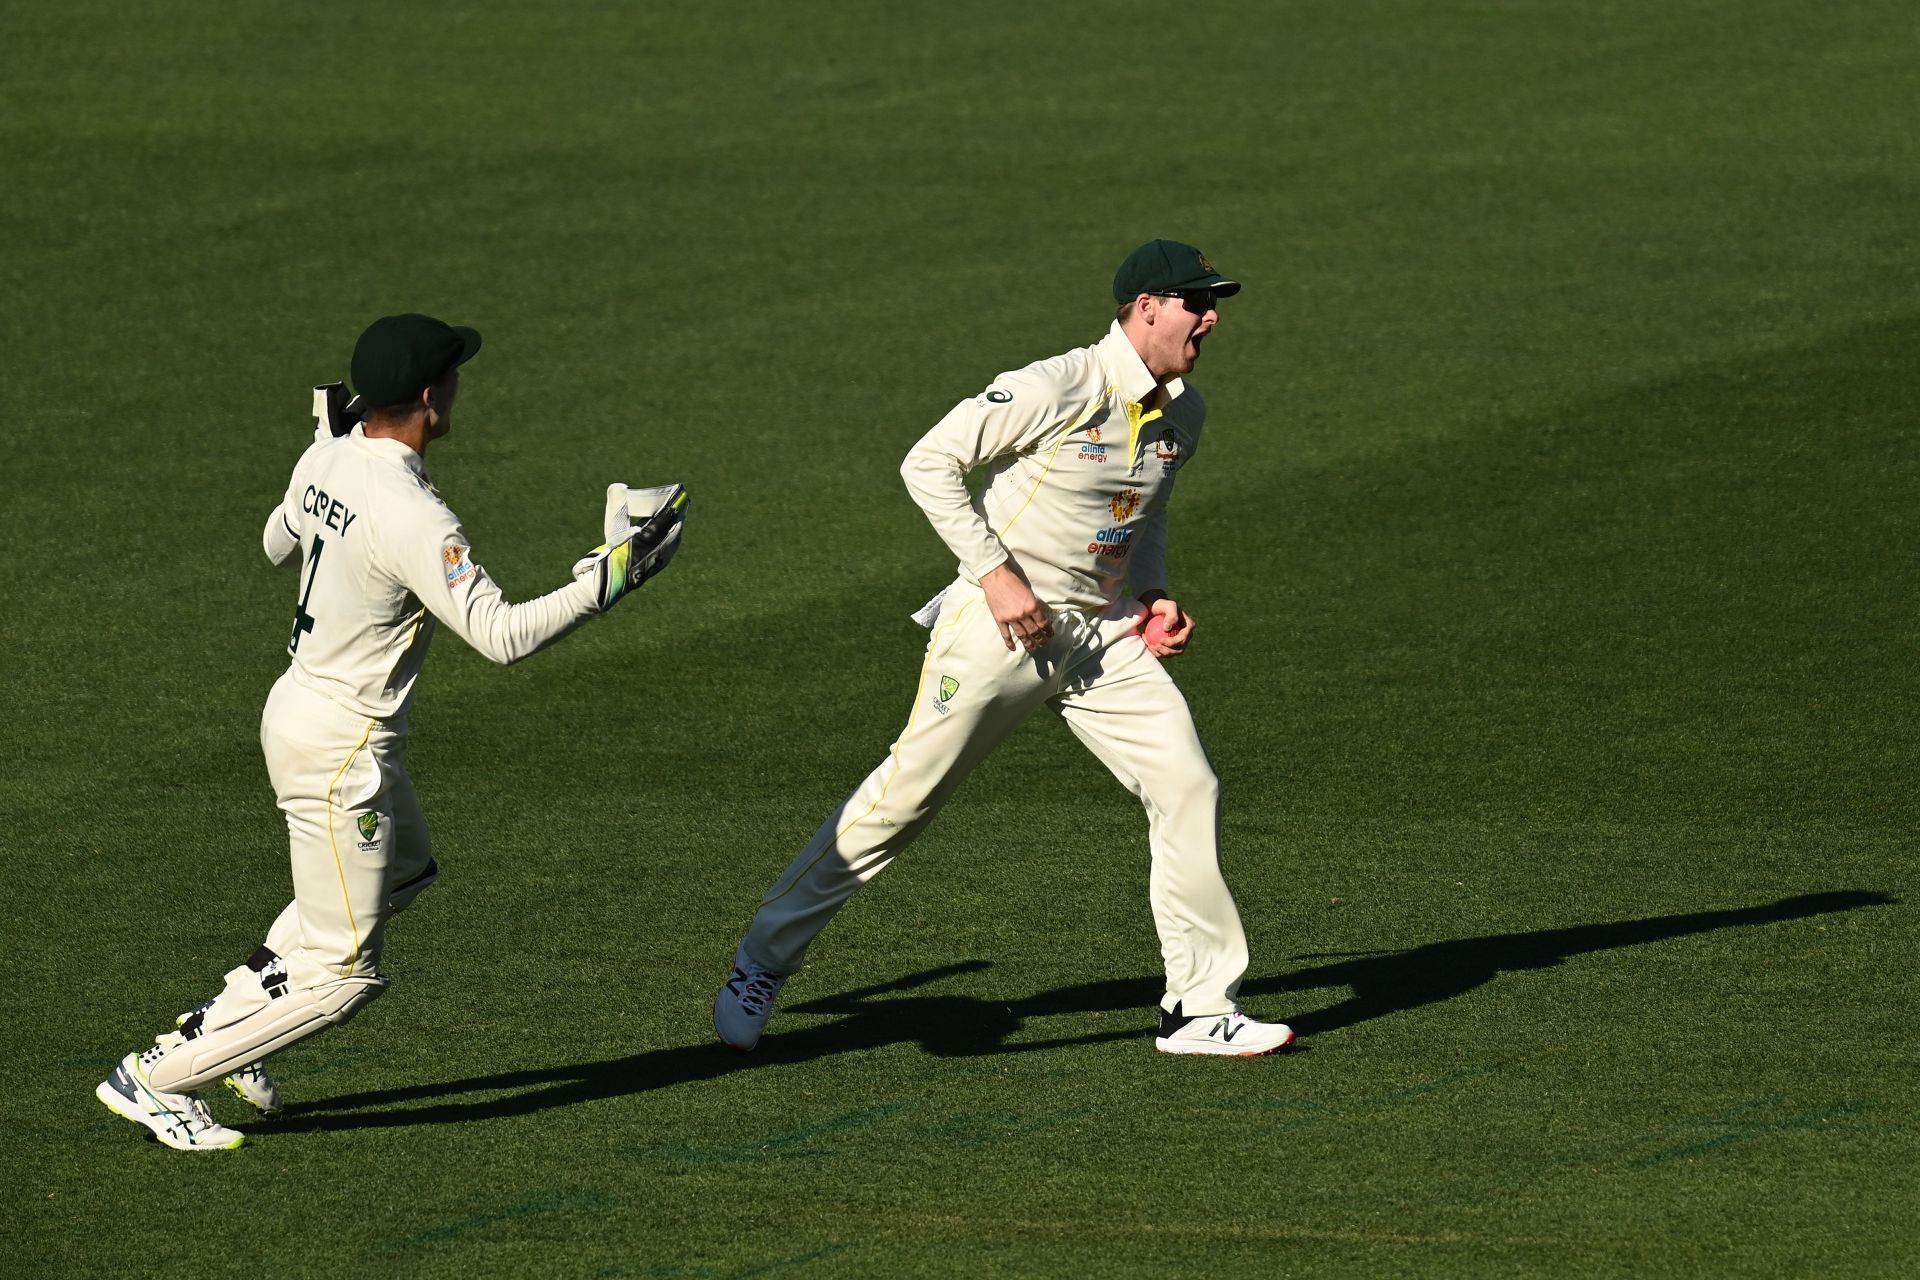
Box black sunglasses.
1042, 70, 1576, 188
1150, 289, 1220, 315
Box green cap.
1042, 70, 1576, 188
1112, 240, 1241, 303
350, 314, 483, 410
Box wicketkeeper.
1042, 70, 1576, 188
95, 314, 688, 1150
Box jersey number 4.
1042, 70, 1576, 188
289, 536, 325, 652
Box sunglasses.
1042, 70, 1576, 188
1150, 289, 1220, 316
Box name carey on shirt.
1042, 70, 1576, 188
301, 485, 359, 536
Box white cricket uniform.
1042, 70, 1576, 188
743, 322, 1252, 1017
147, 425, 600, 1093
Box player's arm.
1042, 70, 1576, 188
262, 502, 301, 567
1130, 516, 1192, 656
1130, 506, 1170, 605
265, 437, 331, 567
401, 532, 594, 666
899, 365, 1067, 579
392, 497, 685, 666
899, 367, 1067, 650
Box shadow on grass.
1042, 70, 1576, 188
253, 889, 1892, 1134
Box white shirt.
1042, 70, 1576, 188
901, 322, 1205, 614
262, 427, 598, 721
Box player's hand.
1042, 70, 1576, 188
981, 560, 1052, 653
574, 490, 689, 611
1139, 593, 1194, 657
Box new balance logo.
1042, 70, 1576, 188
1211, 1017, 1240, 1043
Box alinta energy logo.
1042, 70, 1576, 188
443, 544, 477, 587
1078, 427, 1108, 463
1088, 526, 1134, 560
1109, 489, 1141, 522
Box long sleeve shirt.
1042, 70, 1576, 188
262, 426, 597, 722
900, 321, 1206, 615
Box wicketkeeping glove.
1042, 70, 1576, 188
309, 382, 365, 442
572, 486, 689, 611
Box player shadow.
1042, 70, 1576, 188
254, 889, 1890, 1134
1010, 889, 1896, 1038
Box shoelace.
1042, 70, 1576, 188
176, 1096, 220, 1135
130, 1052, 220, 1137
152, 1096, 228, 1145
732, 968, 785, 1015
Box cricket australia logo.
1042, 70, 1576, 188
1155, 429, 1184, 473
931, 674, 960, 716
1108, 489, 1141, 522
356, 812, 380, 847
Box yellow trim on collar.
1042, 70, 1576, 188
1125, 400, 1164, 468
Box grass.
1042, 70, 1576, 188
3, 2, 1914, 1276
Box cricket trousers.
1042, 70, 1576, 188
743, 582, 1251, 1016
146, 670, 436, 1092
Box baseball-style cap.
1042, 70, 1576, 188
350, 313, 483, 409
1112, 240, 1242, 303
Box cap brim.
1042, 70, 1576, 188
451, 326, 483, 365
1186, 276, 1240, 297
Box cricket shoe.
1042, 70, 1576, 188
713, 945, 788, 1051
1154, 1004, 1295, 1057
177, 1001, 283, 1116
95, 1049, 246, 1151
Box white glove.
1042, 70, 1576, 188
573, 485, 688, 611
309, 383, 363, 442
602, 482, 685, 543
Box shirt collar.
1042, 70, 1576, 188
350, 424, 431, 481
1096, 321, 1183, 406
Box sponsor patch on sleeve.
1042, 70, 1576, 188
443, 543, 477, 587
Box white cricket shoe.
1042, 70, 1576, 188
713, 945, 789, 1051
177, 1002, 283, 1116
95, 1049, 246, 1151
1154, 1005, 1296, 1057
221, 1062, 284, 1116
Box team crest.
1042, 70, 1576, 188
1197, 252, 1215, 274
939, 676, 960, 703
1108, 489, 1141, 521
356, 812, 379, 841
1155, 428, 1184, 471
